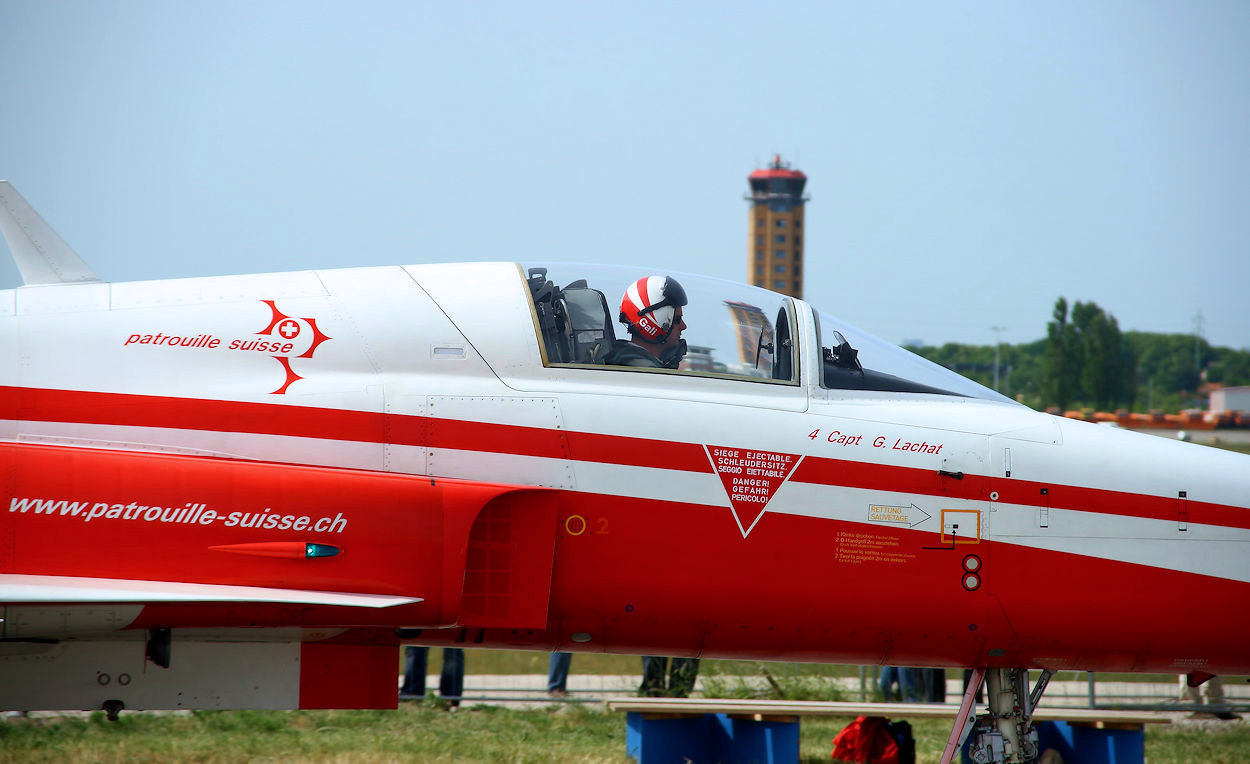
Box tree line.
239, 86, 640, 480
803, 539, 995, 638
907, 298, 1250, 413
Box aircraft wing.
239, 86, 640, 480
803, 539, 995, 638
0, 574, 420, 608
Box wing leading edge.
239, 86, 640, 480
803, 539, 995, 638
0, 573, 421, 608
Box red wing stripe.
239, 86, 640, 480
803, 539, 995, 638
3, 386, 1246, 528
0, 386, 711, 473
3, 385, 383, 442
794, 455, 1250, 532
422, 417, 570, 457
565, 431, 711, 473
991, 477, 1250, 532
792, 457, 985, 501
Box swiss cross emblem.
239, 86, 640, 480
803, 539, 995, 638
278, 319, 301, 339
257, 300, 332, 395
705, 446, 803, 537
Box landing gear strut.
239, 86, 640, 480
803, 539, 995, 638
940, 667, 1053, 764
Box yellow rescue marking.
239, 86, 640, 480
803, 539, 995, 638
834, 530, 917, 565
941, 509, 981, 544
869, 504, 911, 524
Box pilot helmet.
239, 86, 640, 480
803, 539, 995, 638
619, 276, 687, 344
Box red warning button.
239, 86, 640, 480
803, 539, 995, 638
705, 446, 802, 536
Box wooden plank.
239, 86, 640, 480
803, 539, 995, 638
605, 698, 1171, 725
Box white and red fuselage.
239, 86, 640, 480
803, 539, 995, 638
2, 260, 1247, 711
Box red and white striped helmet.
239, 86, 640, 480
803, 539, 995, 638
618, 276, 688, 343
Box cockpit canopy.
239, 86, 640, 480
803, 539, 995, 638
525, 263, 796, 382
523, 262, 1010, 402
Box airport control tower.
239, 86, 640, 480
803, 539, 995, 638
746, 155, 809, 299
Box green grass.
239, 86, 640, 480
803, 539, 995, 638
2, 705, 1247, 763
701, 663, 850, 701
1210, 440, 1250, 455
0, 703, 631, 764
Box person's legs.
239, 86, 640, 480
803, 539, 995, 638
1203, 677, 1240, 720
879, 666, 898, 701
923, 668, 946, 703
899, 668, 923, 703
439, 648, 465, 707
1179, 674, 1201, 704
1205, 676, 1227, 705
640, 656, 667, 696
400, 646, 428, 697
547, 652, 572, 694
669, 658, 699, 698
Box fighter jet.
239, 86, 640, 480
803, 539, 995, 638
2, 182, 1246, 762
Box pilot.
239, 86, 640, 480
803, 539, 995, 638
606, 275, 688, 369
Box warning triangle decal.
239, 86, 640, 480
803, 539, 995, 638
704, 446, 803, 537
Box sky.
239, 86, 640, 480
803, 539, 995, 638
1, 1, 1247, 349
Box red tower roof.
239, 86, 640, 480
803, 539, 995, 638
748, 154, 806, 180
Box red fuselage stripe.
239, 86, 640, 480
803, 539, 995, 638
3, 385, 1246, 529
0, 385, 711, 471
791, 451, 1250, 531
3, 385, 383, 442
